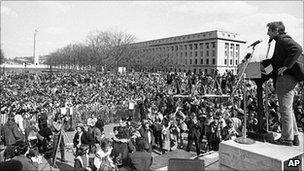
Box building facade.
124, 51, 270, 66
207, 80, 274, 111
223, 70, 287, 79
132, 30, 246, 75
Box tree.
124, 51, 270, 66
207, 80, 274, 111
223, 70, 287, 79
44, 29, 136, 72
0, 48, 4, 65
85, 29, 136, 71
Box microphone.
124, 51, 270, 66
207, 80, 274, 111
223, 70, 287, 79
247, 40, 263, 48
244, 53, 252, 60
268, 39, 273, 44
241, 53, 252, 63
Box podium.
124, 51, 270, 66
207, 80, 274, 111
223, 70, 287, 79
237, 61, 274, 142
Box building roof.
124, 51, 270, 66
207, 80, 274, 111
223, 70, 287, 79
132, 30, 246, 47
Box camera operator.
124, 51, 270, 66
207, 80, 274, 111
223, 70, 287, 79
36, 113, 53, 159
50, 115, 66, 164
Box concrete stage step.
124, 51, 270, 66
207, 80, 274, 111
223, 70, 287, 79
219, 132, 304, 171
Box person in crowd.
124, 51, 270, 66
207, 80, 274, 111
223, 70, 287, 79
1, 115, 24, 146
51, 116, 66, 163
186, 113, 202, 156
3, 145, 17, 161
221, 118, 239, 141
90, 119, 105, 154
87, 114, 98, 135
14, 112, 25, 135
129, 137, 153, 171
36, 117, 53, 159
230, 113, 242, 136
24, 120, 38, 150
93, 138, 116, 171
247, 111, 258, 132
204, 110, 214, 151
152, 116, 163, 152
207, 119, 222, 151
0, 159, 23, 171
168, 114, 180, 151
73, 123, 95, 171
92, 119, 105, 144
261, 21, 302, 146
138, 119, 154, 153
161, 117, 171, 154
12, 141, 39, 171
294, 104, 304, 131
268, 109, 281, 132
175, 107, 187, 149
111, 123, 135, 170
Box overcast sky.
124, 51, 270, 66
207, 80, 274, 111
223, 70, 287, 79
1, 1, 303, 61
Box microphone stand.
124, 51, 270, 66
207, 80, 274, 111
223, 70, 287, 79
233, 45, 257, 144
264, 42, 271, 132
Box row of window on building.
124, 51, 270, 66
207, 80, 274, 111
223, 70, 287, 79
182, 58, 238, 65
140, 42, 216, 53
156, 50, 216, 59
139, 43, 240, 59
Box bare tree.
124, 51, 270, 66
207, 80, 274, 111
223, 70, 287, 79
85, 30, 136, 72
0, 48, 4, 65
45, 29, 136, 72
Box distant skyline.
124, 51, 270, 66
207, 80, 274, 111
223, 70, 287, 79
1, 1, 303, 61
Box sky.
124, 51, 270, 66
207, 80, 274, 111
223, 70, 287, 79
1, 1, 303, 62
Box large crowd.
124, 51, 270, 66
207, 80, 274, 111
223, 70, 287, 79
0, 70, 303, 171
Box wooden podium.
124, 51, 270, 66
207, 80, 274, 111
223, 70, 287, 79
237, 61, 274, 142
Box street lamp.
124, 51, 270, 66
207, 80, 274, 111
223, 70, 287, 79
33, 29, 39, 65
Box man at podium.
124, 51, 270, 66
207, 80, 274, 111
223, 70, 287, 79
261, 21, 302, 146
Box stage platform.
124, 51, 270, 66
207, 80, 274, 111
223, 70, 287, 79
157, 133, 303, 171
219, 132, 304, 171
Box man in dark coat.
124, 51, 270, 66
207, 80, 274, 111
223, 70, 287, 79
130, 138, 153, 171
262, 21, 302, 146
186, 113, 202, 156
1, 116, 24, 146
138, 119, 154, 153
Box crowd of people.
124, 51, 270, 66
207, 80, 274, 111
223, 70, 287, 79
0, 69, 303, 171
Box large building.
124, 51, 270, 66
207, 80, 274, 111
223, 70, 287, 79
132, 30, 246, 75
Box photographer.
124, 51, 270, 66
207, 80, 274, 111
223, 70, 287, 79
51, 116, 66, 164
36, 115, 53, 159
